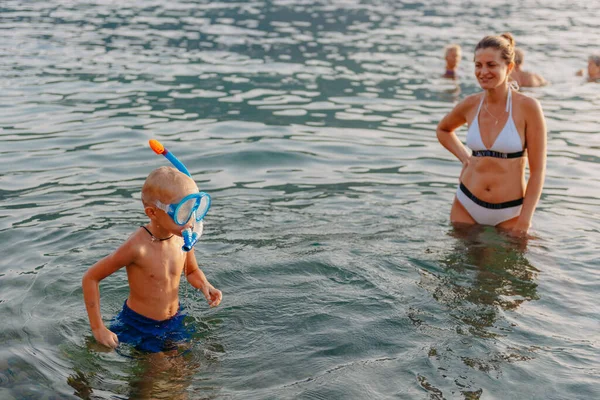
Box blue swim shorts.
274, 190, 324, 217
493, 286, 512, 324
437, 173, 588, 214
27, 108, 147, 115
110, 301, 194, 353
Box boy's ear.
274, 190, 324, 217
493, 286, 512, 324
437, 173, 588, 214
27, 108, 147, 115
144, 206, 158, 220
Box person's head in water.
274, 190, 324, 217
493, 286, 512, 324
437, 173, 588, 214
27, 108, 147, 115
514, 48, 524, 70
473, 33, 515, 90
587, 55, 600, 80
444, 44, 462, 78
510, 47, 547, 87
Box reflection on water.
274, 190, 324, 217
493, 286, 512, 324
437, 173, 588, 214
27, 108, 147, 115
444, 226, 538, 311
68, 348, 201, 400
417, 226, 541, 397
66, 324, 223, 400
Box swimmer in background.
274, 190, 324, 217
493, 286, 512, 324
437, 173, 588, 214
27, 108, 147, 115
82, 166, 222, 351
436, 33, 547, 236
576, 55, 600, 82
510, 48, 547, 87
443, 44, 462, 79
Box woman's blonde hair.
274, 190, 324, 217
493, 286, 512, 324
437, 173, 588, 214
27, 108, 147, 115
474, 32, 516, 65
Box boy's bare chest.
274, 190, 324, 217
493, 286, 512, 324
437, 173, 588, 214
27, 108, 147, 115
148, 258, 184, 280
138, 244, 186, 281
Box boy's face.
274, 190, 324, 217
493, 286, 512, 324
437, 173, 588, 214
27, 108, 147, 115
446, 49, 460, 69
153, 178, 200, 235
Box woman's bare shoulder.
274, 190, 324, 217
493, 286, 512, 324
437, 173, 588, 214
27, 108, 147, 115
513, 91, 542, 111
463, 92, 483, 104
455, 93, 482, 111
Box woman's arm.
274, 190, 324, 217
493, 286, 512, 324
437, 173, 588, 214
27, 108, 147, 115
515, 98, 547, 233
436, 97, 473, 165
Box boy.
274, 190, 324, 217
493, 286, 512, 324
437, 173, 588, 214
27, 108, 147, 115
443, 44, 462, 79
82, 166, 222, 351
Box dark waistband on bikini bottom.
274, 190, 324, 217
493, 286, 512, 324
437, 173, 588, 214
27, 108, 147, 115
459, 183, 524, 210
472, 150, 525, 159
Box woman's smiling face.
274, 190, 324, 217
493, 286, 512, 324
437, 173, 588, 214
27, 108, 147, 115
474, 47, 513, 90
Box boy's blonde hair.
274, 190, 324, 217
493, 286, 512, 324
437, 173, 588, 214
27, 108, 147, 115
141, 166, 196, 207
445, 44, 462, 57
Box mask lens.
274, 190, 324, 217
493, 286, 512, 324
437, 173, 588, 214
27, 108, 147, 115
195, 194, 210, 221
175, 197, 197, 225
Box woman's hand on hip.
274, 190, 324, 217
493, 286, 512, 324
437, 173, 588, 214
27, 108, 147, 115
459, 156, 471, 181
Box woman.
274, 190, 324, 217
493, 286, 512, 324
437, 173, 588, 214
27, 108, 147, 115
436, 33, 546, 235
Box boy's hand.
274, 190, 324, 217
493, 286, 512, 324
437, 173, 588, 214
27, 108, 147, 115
201, 284, 222, 307
92, 326, 119, 349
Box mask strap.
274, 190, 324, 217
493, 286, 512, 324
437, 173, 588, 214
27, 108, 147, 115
154, 200, 170, 214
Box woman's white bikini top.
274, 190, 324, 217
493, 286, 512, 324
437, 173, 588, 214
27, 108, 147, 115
466, 90, 525, 158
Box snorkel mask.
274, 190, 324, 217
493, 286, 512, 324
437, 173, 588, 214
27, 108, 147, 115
149, 139, 211, 252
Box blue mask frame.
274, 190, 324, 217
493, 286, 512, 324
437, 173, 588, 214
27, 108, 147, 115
155, 192, 211, 226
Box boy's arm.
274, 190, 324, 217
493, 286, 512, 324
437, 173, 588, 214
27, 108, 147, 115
82, 238, 138, 348
185, 251, 222, 307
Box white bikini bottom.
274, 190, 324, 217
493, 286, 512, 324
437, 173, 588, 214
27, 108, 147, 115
456, 183, 523, 226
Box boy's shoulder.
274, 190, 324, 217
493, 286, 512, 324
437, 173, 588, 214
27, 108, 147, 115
120, 227, 185, 262
112, 227, 152, 264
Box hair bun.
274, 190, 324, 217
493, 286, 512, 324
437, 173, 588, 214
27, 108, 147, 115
500, 32, 515, 48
